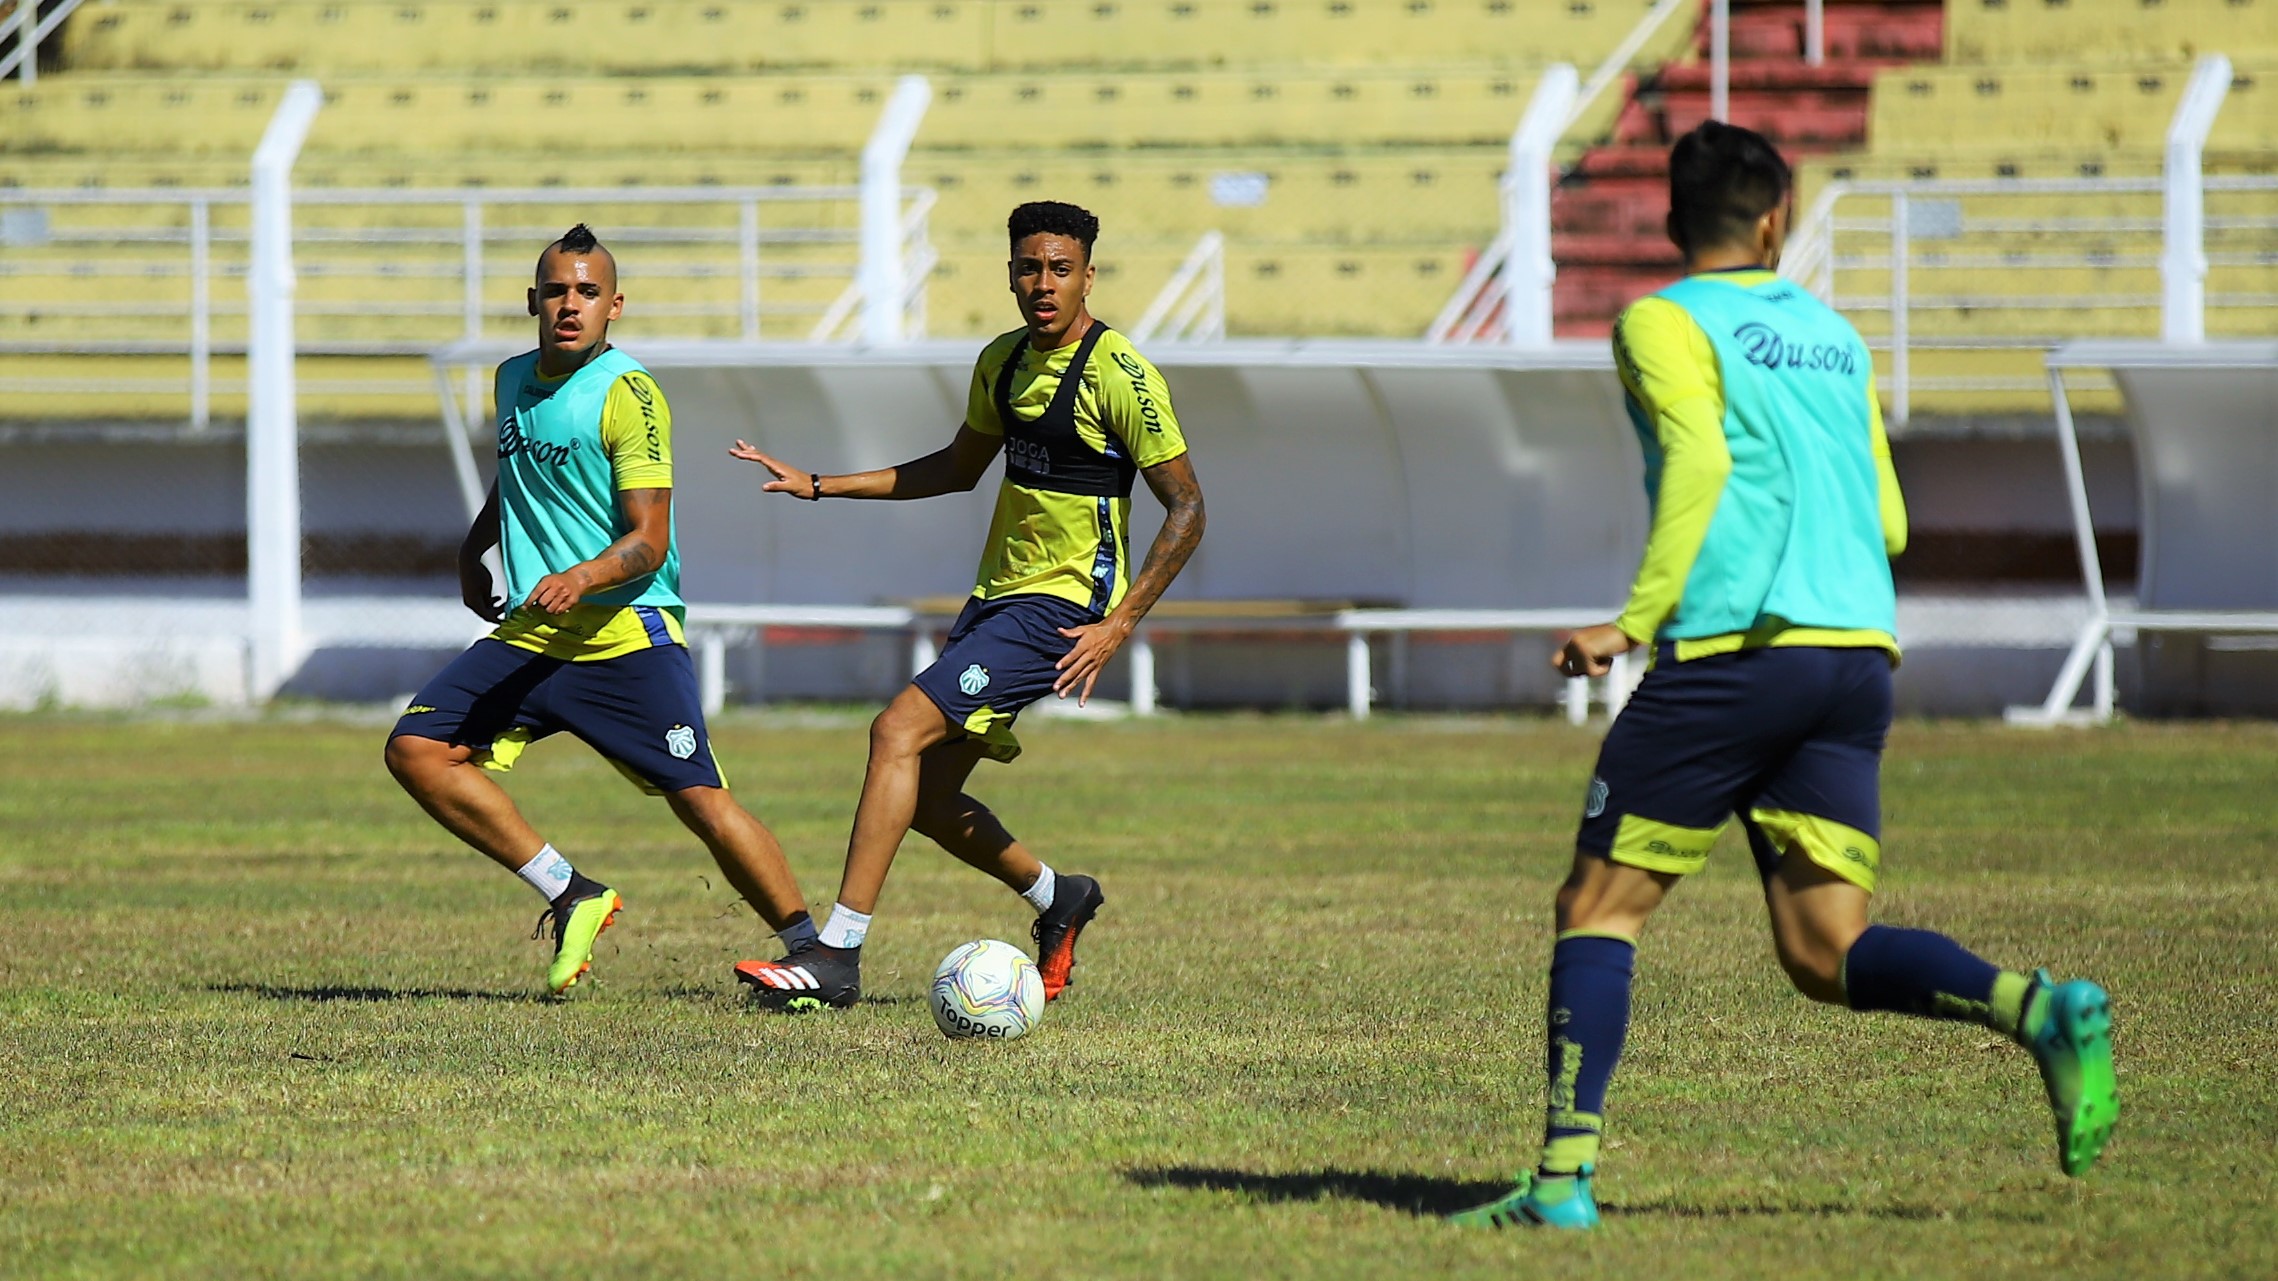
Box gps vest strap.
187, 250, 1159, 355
991, 320, 1136, 499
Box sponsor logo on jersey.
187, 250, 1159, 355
1110, 349, 1166, 434
1732, 321, 1861, 377
498, 414, 584, 467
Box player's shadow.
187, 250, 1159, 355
657, 983, 920, 1007
1132, 1167, 2047, 1224
1127, 1166, 1510, 1217
207, 982, 540, 1004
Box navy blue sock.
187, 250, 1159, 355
1842, 923, 2035, 1035
1537, 932, 1635, 1177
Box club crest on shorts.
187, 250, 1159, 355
958, 664, 991, 696
1585, 775, 1610, 819
664, 724, 698, 760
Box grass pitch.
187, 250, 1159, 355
2, 713, 2274, 1278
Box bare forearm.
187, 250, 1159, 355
565, 529, 666, 594
1107, 496, 1205, 629
819, 446, 969, 501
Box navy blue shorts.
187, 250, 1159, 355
911, 593, 1100, 763
390, 639, 724, 794
1576, 644, 1894, 892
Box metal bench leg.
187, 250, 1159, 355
1131, 631, 1158, 716
699, 631, 727, 718
1346, 632, 1372, 720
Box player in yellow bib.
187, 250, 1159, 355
385, 225, 820, 996
730, 202, 1206, 1011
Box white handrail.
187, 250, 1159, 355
1563, 0, 1694, 135
1505, 64, 1579, 346
0, 0, 88, 83
2162, 55, 2233, 343
1131, 231, 1226, 344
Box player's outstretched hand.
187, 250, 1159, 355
458, 554, 506, 623
1055, 618, 1135, 707
1554, 623, 1640, 679
524, 569, 589, 619
729, 440, 813, 497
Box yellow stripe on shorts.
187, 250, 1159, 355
1609, 814, 1724, 876
1747, 807, 1881, 893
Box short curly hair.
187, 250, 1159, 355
1007, 201, 1099, 257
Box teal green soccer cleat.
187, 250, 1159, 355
535, 886, 622, 995
2025, 969, 2118, 1177
1449, 1169, 1600, 1230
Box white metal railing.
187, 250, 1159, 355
1780, 173, 2278, 425
1130, 230, 1225, 344
1427, 64, 1579, 344
0, 0, 88, 83
0, 183, 936, 422
810, 186, 936, 343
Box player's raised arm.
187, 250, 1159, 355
730, 425, 1003, 502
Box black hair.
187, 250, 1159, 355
1007, 201, 1099, 257
556, 223, 601, 255
1666, 122, 1793, 256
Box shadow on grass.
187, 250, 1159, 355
207, 982, 541, 1004
1127, 1166, 1511, 1217
656, 983, 920, 1008
1131, 1166, 2048, 1224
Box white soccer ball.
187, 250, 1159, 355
930, 939, 1046, 1041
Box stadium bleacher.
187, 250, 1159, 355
2, 0, 2272, 421
6, 0, 1694, 420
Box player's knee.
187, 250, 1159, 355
1774, 934, 1849, 1004
868, 704, 934, 761
383, 734, 439, 788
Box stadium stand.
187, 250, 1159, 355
3, 0, 2271, 422
4, 0, 1693, 421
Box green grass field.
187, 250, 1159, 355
3, 712, 2274, 1278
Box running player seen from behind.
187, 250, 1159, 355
729, 201, 1205, 1012
385, 224, 820, 995
1451, 124, 2118, 1230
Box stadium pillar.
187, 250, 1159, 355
1504, 63, 1578, 347
246, 80, 323, 703
2162, 55, 2231, 344
859, 76, 933, 346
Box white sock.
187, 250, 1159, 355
777, 916, 819, 951
1021, 863, 1058, 915
514, 843, 574, 901
817, 903, 871, 950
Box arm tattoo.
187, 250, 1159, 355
1121, 463, 1206, 621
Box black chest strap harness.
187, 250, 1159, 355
991, 320, 1137, 499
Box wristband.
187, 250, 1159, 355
809, 474, 823, 501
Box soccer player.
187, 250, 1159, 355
1451, 124, 2118, 1229
384, 224, 820, 995
727, 201, 1205, 1011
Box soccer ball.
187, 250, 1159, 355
930, 939, 1045, 1040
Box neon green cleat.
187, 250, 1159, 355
2025, 969, 2118, 1177
1449, 1168, 1600, 1230
535, 887, 622, 995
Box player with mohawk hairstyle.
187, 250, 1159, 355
1449, 124, 2119, 1230
729, 201, 1207, 1012
386, 224, 821, 995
